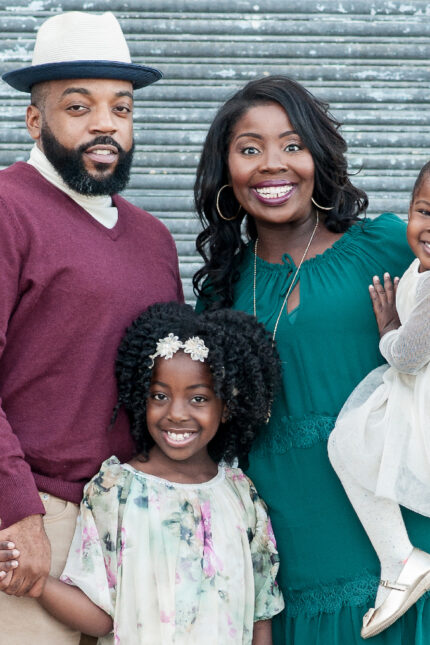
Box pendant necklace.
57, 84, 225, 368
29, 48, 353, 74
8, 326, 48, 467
253, 212, 319, 343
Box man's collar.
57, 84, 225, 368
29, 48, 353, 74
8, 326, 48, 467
27, 144, 118, 228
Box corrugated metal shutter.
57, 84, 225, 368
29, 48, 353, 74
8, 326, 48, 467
1, 1, 429, 301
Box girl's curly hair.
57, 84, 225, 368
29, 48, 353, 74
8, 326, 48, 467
114, 301, 281, 467
193, 75, 368, 308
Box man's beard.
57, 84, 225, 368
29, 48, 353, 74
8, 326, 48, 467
40, 124, 134, 196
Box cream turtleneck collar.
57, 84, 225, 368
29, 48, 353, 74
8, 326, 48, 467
27, 144, 118, 229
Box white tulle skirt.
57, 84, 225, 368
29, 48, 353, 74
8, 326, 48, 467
330, 360, 430, 516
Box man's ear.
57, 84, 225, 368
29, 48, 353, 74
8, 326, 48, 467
26, 105, 42, 142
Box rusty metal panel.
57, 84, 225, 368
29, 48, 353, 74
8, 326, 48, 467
0, 1, 429, 300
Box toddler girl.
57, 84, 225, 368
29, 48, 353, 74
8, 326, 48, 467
3, 302, 284, 644
328, 161, 430, 639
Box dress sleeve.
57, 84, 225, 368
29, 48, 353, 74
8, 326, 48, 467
380, 273, 430, 374
247, 478, 285, 622
61, 460, 127, 617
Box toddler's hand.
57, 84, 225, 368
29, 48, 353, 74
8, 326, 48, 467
369, 273, 401, 337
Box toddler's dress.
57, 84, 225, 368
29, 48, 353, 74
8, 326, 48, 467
61, 456, 284, 644
330, 258, 430, 515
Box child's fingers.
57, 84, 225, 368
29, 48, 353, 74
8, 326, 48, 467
369, 285, 383, 318
0, 549, 21, 571
369, 284, 379, 303
0, 548, 19, 560
0, 542, 20, 571
383, 273, 395, 304
393, 276, 400, 294
0, 555, 19, 571
369, 276, 386, 306
0, 570, 13, 590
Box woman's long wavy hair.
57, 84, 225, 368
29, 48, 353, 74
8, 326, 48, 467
193, 75, 368, 308
113, 302, 281, 468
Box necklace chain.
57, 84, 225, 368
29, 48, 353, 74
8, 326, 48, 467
253, 213, 319, 342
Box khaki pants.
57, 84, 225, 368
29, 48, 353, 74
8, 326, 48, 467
0, 492, 97, 645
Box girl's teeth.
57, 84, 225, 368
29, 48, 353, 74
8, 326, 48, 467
255, 185, 292, 198
166, 431, 192, 442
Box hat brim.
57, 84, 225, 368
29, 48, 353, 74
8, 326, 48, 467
2, 60, 162, 92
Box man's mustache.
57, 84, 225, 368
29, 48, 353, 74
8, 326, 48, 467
79, 136, 124, 155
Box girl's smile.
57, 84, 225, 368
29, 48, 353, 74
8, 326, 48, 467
146, 351, 227, 470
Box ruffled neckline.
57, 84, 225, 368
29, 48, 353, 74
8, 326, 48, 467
121, 461, 226, 488
245, 216, 374, 272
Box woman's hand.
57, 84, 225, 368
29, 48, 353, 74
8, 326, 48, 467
369, 273, 401, 337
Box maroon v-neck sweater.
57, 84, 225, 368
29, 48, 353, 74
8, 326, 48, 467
0, 163, 183, 528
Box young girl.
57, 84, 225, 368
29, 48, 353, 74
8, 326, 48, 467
328, 161, 430, 639
2, 302, 284, 644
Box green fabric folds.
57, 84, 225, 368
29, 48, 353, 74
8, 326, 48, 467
228, 214, 430, 643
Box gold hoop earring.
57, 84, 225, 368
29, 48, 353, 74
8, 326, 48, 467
216, 184, 242, 221
311, 196, 334, 211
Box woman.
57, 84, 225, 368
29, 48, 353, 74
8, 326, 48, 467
193, 75, 430, 644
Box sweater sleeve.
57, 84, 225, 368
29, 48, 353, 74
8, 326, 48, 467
0, 196, 45, 529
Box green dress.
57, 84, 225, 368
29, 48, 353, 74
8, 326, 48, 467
226, 214, 430, 644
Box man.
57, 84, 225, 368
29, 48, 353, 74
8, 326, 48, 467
0, 11, 183, 644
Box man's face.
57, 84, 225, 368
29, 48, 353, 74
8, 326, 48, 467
27, 78, 134, 195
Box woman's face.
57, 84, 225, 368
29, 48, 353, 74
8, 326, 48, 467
227, 102, 315, 228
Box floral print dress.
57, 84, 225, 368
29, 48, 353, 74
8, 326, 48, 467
61, 456, 284, 644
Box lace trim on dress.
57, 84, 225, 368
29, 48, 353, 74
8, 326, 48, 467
284, 571, 379, 617
254, 414, 337, 454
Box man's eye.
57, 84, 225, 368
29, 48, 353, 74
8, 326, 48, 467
67, 105, 87, 112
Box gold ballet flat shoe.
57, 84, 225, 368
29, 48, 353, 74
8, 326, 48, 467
361, 548, 430, 639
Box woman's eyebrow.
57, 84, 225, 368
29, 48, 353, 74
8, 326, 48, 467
235, 130, 297, 141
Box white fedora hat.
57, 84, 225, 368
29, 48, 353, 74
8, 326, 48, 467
2, 11, 162, 92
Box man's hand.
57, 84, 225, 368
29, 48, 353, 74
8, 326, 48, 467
369, 273, 401, 337
0, 515, 50, 597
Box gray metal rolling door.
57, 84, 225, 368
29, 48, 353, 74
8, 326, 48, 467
0, 1, 429, 302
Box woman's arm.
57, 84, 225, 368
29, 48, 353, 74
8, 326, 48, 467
253, 619, 272, 645
38, 576, 113, 637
